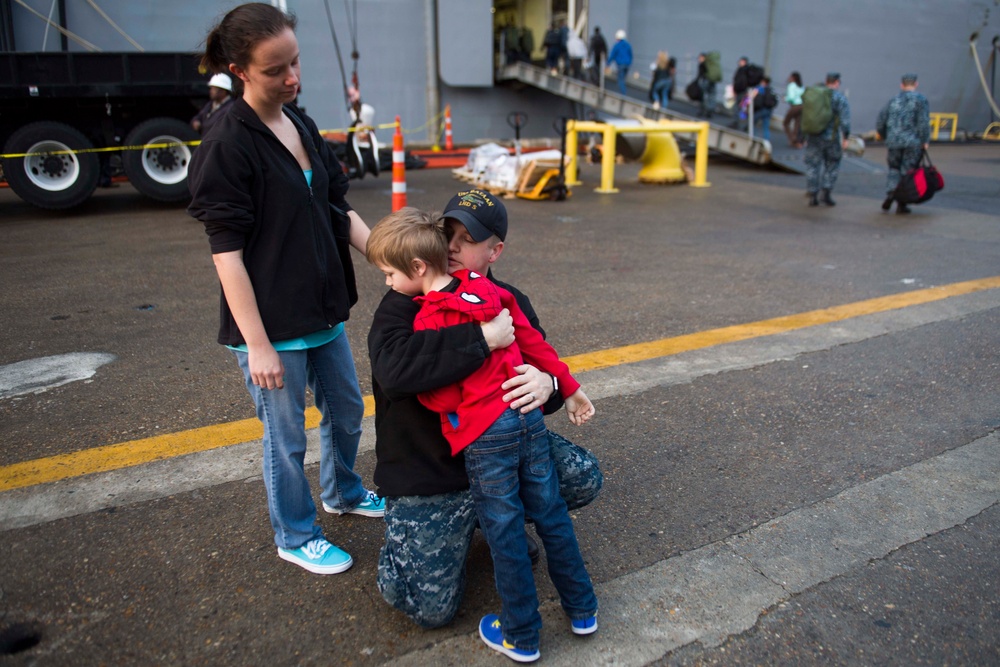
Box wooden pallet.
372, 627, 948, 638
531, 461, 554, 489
450, 157, 565, 199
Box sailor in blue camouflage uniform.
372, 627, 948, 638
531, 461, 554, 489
876, 73, 930, 214
805, 72, 851, 207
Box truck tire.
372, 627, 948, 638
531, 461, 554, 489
2, 121, 100, 210
122, 118, 199, 202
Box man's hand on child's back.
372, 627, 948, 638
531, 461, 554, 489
502, 365, 554, 413
481, 308, 514, 351
565, 389, 595, 426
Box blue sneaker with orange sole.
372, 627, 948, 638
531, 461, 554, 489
478, 615, 540, 663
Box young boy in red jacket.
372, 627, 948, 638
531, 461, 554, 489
367, 198, 598, 663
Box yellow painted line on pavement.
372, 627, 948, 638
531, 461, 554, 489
2, 276, 999, 493
563, 276, 1000, 373
0, 396, 374, 493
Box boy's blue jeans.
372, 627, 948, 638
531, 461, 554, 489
464, 408, 598, 651
234, 333, 366, 549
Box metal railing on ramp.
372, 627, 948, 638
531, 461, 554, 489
497, 61, 772, 166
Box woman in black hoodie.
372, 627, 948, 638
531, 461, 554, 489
188, 2, 381, 577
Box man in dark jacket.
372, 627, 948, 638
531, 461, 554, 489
370, 190, 603, 629
588, 27, 608, 84
731, 57, 751, 129
190, 73, 234, 136
543, 22, 562, 74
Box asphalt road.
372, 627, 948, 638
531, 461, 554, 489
1, 142, 998, 665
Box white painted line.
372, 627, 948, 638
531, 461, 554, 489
0, 352, 116, 400
389, 432, 1000, 665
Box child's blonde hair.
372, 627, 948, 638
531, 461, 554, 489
366, 207, 449, 277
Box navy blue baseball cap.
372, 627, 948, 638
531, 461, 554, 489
443, 189, 508, 242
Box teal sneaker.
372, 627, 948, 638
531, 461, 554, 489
323, 490, 385, 518
570, 613, 598, 635
277, 538, 353, 575
478, 615, 539, 663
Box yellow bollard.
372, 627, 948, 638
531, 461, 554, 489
638, 130, 685, 184
565, 125, 581, 186
597, 123, 619, 193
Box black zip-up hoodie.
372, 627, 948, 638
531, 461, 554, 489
188, 97, 356, 346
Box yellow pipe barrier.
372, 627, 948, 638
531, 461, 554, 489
565, 119, 711, 193
929, 112, 958, 141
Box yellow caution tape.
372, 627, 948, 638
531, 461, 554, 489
1, 141, 201, 159
2, 111, 447, 159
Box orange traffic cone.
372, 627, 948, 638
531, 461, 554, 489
392, 116, 407, 211
444, 104, 454, 151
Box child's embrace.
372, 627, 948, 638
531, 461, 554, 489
366, 197, 598, 663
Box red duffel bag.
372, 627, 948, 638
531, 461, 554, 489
893, 149, 944, 205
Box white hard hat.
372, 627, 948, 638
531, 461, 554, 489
208, 73, 233, 92
615, 29, 626, 40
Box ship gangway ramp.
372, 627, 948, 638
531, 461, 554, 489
497, 61, 773, 167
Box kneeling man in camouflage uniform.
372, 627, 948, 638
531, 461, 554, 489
368, 190, 603, 628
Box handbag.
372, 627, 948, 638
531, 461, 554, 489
685, 78, 703, 102
893, 149, 944, 205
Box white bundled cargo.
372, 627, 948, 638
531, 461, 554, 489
452, 143, 510, 182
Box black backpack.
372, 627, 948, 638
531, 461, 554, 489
755, 86, 777, 110
746, 64, 764, 87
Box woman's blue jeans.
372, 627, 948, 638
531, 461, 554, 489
464, 408, 597, 651
234, 333, 366, 549
652, 77, 672, 107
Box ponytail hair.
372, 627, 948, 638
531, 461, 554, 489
200, 2, 297, 74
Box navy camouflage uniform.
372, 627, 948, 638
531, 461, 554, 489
804, 89, 851, 195
377, 432, 602, 628
876, 89, 930, 195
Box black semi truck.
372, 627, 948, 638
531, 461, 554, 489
1, 51, 208, 209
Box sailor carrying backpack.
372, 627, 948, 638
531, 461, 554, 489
800, 84, 834, 135
704, 51, 723, 83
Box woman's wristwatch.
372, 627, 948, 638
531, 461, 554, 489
549, 373, 559, 395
